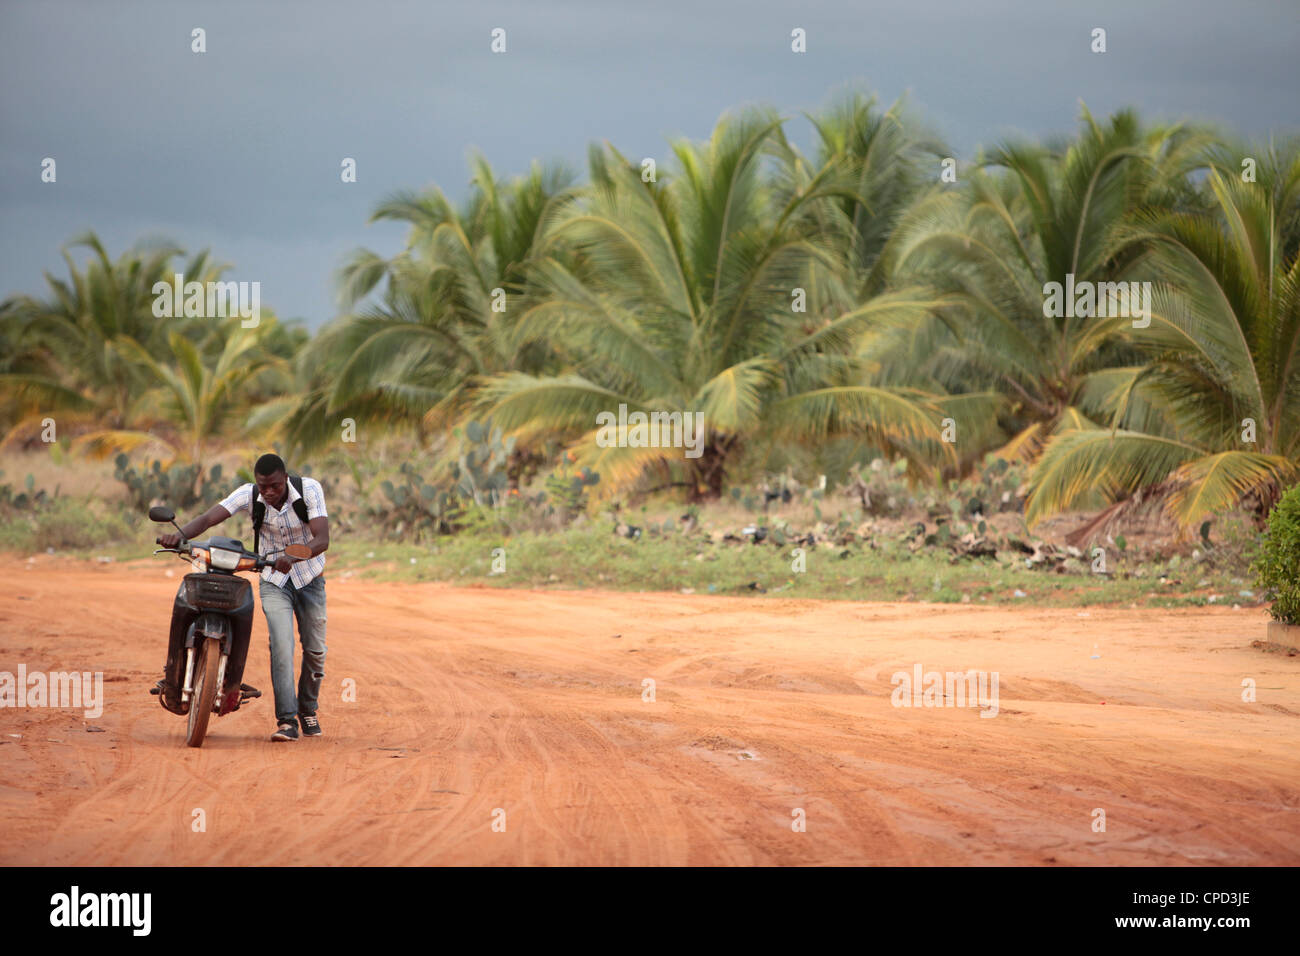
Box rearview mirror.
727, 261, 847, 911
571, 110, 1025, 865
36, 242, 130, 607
284, 544, 312, 560
148, 506, 176, 523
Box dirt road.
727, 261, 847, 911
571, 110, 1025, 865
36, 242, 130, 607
1, 555, 1296, 865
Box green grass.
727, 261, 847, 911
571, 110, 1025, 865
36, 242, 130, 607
0, 499, 1261, 611
326, 520, 1256, 609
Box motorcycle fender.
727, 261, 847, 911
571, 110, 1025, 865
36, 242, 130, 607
186, 613, 233, 656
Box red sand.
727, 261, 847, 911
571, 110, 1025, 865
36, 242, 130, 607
1, 555, 1297, 865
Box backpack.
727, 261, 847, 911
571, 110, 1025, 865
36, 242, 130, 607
252, 474, 310, 553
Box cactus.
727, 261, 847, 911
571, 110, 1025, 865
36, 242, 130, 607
0, 469, 52, 513
843, 460, 914, 517
365, 462, 463, 540
113, 455, 226, 513
974, 455, 1027, 512
451, 420, 514, 506
366, 424, 605, 539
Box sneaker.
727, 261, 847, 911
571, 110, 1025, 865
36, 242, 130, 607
299, 713, 322, 737
271, 722, 299, 742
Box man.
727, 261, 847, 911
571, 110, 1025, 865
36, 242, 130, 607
156, 453, 330, 742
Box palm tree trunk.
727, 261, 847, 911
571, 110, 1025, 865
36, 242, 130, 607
688, 435, 738, 501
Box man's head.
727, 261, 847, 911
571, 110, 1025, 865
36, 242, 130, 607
254, 453, 288, 508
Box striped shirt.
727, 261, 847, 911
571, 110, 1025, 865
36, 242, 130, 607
218, 477, 328, 588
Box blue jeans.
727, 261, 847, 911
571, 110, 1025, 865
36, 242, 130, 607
259, 575, 328, 724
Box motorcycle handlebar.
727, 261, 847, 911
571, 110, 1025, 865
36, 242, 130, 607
152, 538, 310, 567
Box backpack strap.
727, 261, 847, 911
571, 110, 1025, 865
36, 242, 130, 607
253, 474, 310, 553
251, 494, 265, 553
290, 475, 309, 523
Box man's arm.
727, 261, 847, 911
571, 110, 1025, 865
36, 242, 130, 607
300, 478, 329, 558
306, 515, 329, 557
157, 505, 231, 548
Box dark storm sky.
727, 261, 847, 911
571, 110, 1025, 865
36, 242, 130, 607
2, 0, 1296, 329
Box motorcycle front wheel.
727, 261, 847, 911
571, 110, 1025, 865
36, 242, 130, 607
185, 636, 221, 748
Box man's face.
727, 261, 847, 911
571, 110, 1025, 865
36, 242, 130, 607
256, 469, 288, 509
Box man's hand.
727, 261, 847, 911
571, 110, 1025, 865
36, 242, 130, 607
273, 555, 294, 574
157, 532, 183, 549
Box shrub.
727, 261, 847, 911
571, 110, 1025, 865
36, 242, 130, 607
1252, 483, 1300, 625
543, 465, 600, 520
0, 497, 137, 553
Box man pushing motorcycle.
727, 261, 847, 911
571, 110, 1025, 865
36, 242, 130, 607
155, 453, 331, 742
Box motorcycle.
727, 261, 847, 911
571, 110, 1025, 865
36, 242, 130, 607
148, 505, 312, 747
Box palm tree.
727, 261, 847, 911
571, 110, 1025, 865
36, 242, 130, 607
802, 91, 947, 299
281, 156, 578, 453
0, 233, 228, 446
1026, 142, 1300, 535
84, 314, 288, 462
867, 108, 1214, 469
475, 105, 950, 499
0, 295, 90, 439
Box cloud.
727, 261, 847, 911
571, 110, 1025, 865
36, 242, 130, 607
2, 0, 1296, 327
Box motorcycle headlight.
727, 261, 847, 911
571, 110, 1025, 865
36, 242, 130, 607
209, 547, 241, 571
